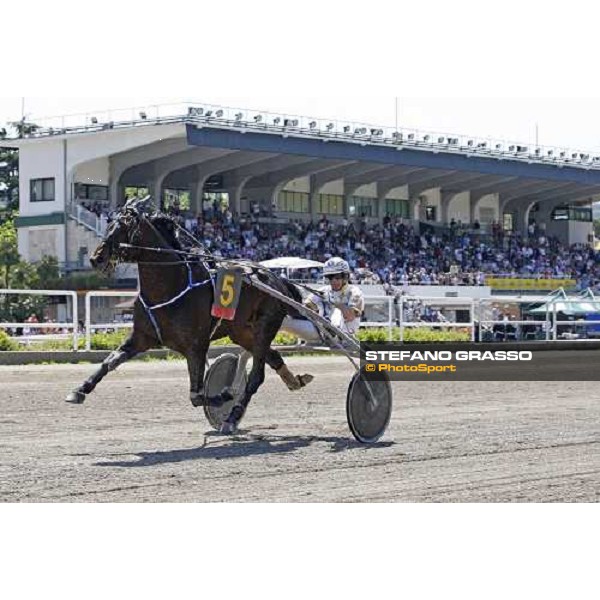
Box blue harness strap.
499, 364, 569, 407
139, 262, 213, 345
138, 294, 165, 346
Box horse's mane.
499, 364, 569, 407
148, 213, 184, 251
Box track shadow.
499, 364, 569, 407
94, 432, 394, 468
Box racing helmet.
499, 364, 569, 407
323, 257, 350, 280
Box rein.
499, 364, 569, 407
119, 242, 275, 274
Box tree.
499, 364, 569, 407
8, 120, 40, 138
1, 118, 41, 216
0, 219, 19, 288
36, 256, 60, 288
0, 142, 19, 215
0, 219, 45, 322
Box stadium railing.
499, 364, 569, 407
0, 289, 79, 350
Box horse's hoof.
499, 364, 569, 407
190, 392, 206, 408
220, 405, 246, 434
298, 374, 314, 387
66, 391, 86, 404
220, 421, 237, 435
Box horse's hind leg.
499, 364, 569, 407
265, 348, 314, 391
221, 326, 273, 434
65, 334, 149, 404
221, 352, 267, 434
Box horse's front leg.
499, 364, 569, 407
65, 334, 148, 404
187, 340, 211, 408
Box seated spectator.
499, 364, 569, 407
80, 199, 600, 289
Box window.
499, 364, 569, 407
385, 198, 409, 218
551, 207, 569, 221
124, 186, 149, 200
277, 191, 309, 213
425, 206, 437, 221
165, 189, 192, 211
30, 178, 55, 202
349, 196, 376, 217
74, 183, 108, 202
503, 213, 514, 231
569, 207, 592, 222
551, 206, 592, 222
317, 194, 344, 215
203, 192, 229, 207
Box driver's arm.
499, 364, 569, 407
305, 300, 319, 312
332, 302, 362, 321
303, 293, 320, 313
339, 306, 361, 321
340, 290, 364, 322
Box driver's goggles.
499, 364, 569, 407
326, 274, 345, 281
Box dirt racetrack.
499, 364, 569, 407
1, 355, 600, 502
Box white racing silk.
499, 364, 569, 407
281, 284, 365, 341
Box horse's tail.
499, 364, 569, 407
279, 279, 304, 318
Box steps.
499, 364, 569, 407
66, 204, 137, 280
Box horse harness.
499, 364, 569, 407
133, 214, 219, 346
137, 261, 215, 346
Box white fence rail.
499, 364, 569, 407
4, 289, 600, 351
0, 290, 79, 350
362, 296, 395, 340
85, 291, 138, 351
399, 296, 477, 342
83, 292, 397, 347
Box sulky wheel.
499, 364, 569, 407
203, 353, 247, 431
346, 369, 392, 444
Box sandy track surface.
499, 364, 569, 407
1, 357, 599, 502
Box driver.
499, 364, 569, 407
305, 257, 364, 337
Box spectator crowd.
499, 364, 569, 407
87, 198, 600, 290
165, 204, 600, 290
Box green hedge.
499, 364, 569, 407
357, 327, 471, 343
89, 330, 129, 350
1, 326, 470, 352
0, 330, 18, 351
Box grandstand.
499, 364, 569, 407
3, 100, 600, 293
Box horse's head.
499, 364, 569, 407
90, 196, 157, 273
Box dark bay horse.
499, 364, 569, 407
65, 197, 313, 433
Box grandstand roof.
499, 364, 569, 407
186, 123, 600, 203
7, 102, 600, 206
